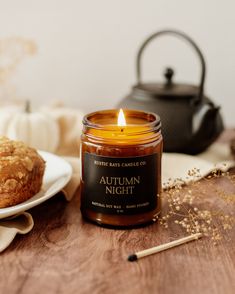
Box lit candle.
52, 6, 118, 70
80, 109, 163, 228
117, 108, 126, 127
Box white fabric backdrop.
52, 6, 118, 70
0, 0, 234, 126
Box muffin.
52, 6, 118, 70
0, 137, 45, 208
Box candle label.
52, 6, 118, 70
83, 152, 159, 215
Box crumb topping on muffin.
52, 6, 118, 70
0, 136, 45, 206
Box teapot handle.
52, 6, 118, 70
136, 29, 206, 103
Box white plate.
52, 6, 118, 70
0, 151, 72, 219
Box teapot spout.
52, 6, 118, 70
190, 105, 224, 154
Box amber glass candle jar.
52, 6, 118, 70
80, 109, 163, 228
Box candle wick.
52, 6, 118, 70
121, 128, 124, 132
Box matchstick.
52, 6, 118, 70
127, 233, 202, 261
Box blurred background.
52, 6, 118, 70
0, 0, 234, 126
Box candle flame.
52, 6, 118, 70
118, 109, 126, 127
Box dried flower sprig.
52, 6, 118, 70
0, 37, 37, 102
0, 37, 37, 83
156, 167, 235, 245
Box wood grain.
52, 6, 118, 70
0, 135, 235, 294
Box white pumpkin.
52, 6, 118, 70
1, 102, 60, 152
41, 103, 83, 156
0, 111, 15, 135
0, 105, 23, 135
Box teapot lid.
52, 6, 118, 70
134, 30, 207, 104
133, 67, 199, 100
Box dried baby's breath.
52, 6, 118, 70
158, 167, 235, 244
0, 37, 36, 83
0, 37, 37, 101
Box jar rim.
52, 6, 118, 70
83, 109, 161, 133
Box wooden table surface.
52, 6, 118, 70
0, 133, 235, 294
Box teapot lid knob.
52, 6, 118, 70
164, 67, 174, 86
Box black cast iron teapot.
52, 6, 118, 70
117, 29, 224, 154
